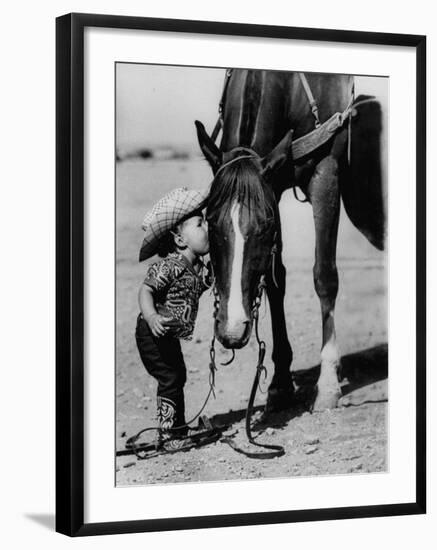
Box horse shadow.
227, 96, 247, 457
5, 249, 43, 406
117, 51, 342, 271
210, 343, 388, 432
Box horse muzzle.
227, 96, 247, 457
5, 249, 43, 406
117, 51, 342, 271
215, 318, 252, 349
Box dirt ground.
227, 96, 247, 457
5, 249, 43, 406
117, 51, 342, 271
115, 158, 388, 486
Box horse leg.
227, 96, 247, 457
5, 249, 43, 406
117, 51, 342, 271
265, 241, 295, 413
308, 155, 342, 411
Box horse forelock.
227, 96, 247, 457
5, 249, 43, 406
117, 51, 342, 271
207, 156, 275, 228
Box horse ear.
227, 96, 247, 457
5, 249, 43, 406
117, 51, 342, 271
195, 120, 222, 173
261, 129, 294, 179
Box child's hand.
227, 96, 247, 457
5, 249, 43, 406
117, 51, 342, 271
147, 313, 172, 338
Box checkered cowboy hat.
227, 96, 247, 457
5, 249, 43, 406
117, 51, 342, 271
139, 187, 208, 261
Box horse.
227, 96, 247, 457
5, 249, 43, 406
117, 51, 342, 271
195, 69, 385, 412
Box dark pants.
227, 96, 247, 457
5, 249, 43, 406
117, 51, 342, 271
135, 314, 186, 429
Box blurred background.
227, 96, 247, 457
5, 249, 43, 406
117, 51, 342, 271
116, 64, 388, 159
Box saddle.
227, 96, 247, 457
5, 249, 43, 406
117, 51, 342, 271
211, 69, 377, 163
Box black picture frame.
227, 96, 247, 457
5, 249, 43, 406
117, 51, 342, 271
56, 12, 426, 537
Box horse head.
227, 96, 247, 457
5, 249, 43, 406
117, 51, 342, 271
195, 120, 293, 349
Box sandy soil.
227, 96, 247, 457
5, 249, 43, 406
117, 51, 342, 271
115, 158, 388, 486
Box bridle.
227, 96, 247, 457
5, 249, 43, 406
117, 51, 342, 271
207, 155, 284, 458
212, 147, 281, 288
214, 146, 260, 177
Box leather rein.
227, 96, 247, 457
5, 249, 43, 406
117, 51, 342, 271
209, 270, 285, 460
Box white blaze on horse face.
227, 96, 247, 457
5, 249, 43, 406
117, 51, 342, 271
226, 202, 248, 336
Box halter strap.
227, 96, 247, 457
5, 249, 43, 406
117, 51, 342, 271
299, 73, 321, 129
214, 147, 261, 178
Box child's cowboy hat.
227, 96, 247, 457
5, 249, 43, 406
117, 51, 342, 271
139, 187, 208, 262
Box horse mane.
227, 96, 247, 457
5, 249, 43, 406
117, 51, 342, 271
206, 157, 275, 226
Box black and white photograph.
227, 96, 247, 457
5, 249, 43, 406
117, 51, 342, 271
115, 63, 389, 485
1, 0, 432, 545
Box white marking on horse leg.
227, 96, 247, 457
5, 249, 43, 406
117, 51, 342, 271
320, 337, 340, 381
226, 202, 247, 336
314, 312, 342, 411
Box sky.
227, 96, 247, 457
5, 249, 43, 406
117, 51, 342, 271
116, 64, 224, 151
116, 63, 388, 151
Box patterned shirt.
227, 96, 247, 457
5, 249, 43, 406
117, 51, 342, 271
143, 253, 211, 340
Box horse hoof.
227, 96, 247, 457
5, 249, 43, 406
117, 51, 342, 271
312, 388, 341, 411
265, 387, 295, 414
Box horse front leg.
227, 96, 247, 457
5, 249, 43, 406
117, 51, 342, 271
308, 155, 342, 411
264, 242, 295, 413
